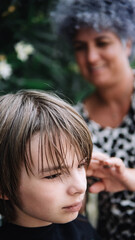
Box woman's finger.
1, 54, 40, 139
88, 181, 105, 193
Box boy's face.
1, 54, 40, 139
14, 133, 87, 227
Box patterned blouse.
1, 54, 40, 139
74, 84, 135, 240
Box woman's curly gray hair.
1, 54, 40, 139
51, 0, 135, 43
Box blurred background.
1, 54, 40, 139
0, 0, 94, 104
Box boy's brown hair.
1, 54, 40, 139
0, 90, 92, 222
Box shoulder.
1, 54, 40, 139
75, 215, 100, 237
59, 214, 101, 240
0, 224, 7, 238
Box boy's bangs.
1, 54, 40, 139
25, 129, 91, 176
43, 136, 89, 174
24, 102, 92, 175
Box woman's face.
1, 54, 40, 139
73, 28, 132, 88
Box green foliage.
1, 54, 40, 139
0, 0, 93, 103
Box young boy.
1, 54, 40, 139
0, 90, 101, 239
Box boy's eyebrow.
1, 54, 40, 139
39, 158, 87, 173
39, 165, 66, 173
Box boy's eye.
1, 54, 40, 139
78, 162, 87, 168
45, 173, 61, 179
78, 158, 88, 168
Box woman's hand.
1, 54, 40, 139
87, 152, 135, 193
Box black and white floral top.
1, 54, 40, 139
74, 84, 135, 240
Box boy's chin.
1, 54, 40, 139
59, 212, 79, 224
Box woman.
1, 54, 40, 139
51, 1, 135, 239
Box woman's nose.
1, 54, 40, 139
67, 171, 87, 196
87, 46, 99, 63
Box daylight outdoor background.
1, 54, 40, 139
0, 0, 94, 104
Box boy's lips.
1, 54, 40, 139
63, 201, 82, 212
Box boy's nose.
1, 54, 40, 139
67, 171, 86, 196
